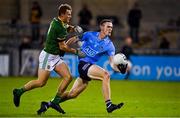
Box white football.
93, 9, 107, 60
113, 53, 127, 65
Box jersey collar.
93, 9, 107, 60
55, 17, 68, 28
97, 32, 108, 42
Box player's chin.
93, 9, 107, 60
66, 19, 70, 23
66, 20, 70, 23
108, 31, 112, 35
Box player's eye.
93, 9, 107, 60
107, 26, 112, 28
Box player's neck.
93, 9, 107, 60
98, 32, 106, 40
58, 16, 66, 23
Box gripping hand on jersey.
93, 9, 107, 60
66, 26, 83, 41
76, 49, 86, 58
74, 26, 83, 34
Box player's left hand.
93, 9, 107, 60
117, 64, 127, 74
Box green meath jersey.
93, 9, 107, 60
44, 18, 68, 56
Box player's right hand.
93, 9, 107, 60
76, 49, 86, 58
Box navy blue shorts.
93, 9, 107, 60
78, 61, 93, 81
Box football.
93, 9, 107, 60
113, 53, 127, 65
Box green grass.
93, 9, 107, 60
0, 77, 180, 117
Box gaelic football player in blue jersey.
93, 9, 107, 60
38, 19, 127, 114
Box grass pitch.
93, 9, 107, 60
0, 77, 180, 117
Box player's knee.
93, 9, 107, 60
64, 74, 73, 82
103, 71, 110, 81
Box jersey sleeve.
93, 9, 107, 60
80, 32, 89, 41
107, 42, 115, 56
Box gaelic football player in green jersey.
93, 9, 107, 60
13, 4, 85, 114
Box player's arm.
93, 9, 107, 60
65, 26, 84, 47
65, 36, 83, 48
108, 43, 120, 72
58, 40, 76, 54
58, 38, 85, 57
65, 36, 79, 46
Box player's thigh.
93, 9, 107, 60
37, 68, 50, 83
88, 65, 108, 81
54, 62, 71, 78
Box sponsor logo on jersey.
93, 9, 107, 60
83, 46, 98, 57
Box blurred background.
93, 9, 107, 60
0, 0, 179, 80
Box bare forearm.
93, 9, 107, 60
66, 36, 78, 46
59, 44, 76, 54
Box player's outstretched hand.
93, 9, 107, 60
76, 49, 86, 58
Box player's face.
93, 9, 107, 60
62, 9, 72, 23
126, 37, 132, 46
101, 22, 113, 36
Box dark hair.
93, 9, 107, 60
100, 19, 113, 25
58, 4, 72, 16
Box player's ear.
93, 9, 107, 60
100, 24, 103, 30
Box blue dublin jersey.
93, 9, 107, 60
79, 31, 115, 64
